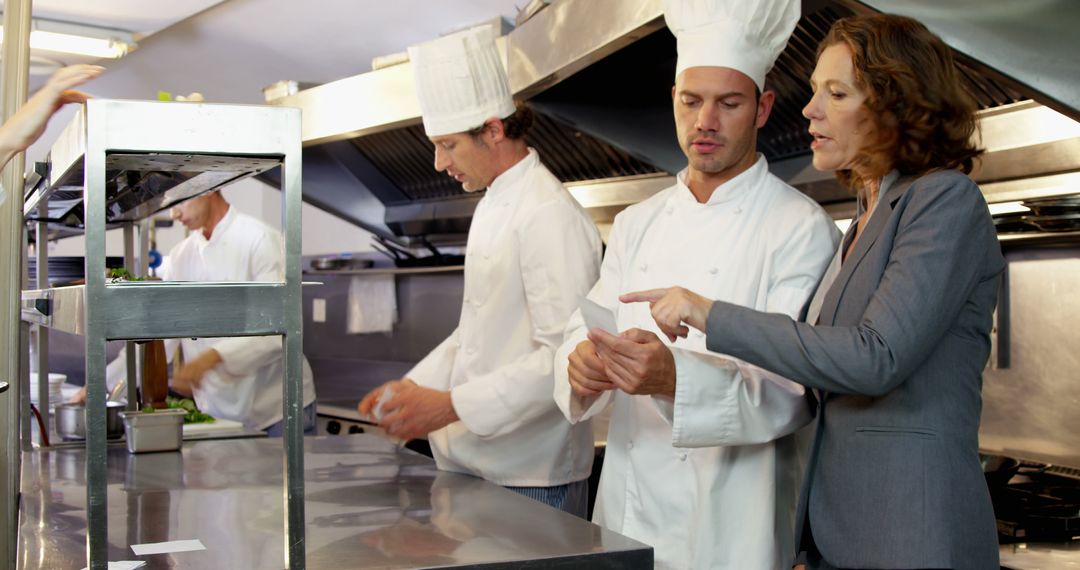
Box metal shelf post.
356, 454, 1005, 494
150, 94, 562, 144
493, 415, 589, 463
17, 99, 307, 570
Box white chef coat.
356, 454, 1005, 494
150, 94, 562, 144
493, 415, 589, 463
156, 205, 316, 430
407, 149, 602, 487
554, 155, 839, 569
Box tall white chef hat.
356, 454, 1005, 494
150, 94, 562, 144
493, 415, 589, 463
408, 26, 516, 137
664, 0, 800, 91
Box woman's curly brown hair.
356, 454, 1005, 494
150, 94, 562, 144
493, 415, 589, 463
820, 14, 983, 189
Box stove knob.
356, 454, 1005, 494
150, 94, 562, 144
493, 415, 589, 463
326, 420, 341, 435
348, 425, 365, 435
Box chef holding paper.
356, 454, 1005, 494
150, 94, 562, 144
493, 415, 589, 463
553, 0, 838, 567
358, 26, 602, 517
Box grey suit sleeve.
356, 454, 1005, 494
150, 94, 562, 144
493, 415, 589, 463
705, 173, 999, 397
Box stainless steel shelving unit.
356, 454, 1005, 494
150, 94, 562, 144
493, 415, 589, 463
15, 99, 307, 570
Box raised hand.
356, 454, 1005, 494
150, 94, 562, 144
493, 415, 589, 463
0, 64, 104, 166
619, 287, 713, 342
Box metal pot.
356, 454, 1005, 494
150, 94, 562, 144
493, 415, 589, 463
311, 257, 351, 270
55, 402, 125, 440
310, 257, 373, 271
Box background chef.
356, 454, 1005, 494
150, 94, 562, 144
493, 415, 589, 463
77, 190, 318, 435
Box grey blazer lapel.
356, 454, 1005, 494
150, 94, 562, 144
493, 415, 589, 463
817, 177, 915, 325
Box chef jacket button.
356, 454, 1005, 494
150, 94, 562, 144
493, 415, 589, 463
628, 441, 634, 450
708, 267, 719, 275
678, 452, 688, 461
466, 346, 477, 355
639, 264, 648, 273
734, 207, 743, 214
665, 207, 674, 215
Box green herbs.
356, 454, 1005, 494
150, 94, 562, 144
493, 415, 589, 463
140, 397, 216, 424
106, 268, 147, 281
167, 396, 198, 413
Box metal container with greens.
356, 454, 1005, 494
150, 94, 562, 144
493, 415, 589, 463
119, 409, 185, 453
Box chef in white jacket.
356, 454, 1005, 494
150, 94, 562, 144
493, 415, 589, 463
79, 190, 318, 435
359, 26, 602, 516
553, 0, 839, 567
162, 191, 317, 434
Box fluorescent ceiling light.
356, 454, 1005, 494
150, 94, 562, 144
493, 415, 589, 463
0, 17, 136, 59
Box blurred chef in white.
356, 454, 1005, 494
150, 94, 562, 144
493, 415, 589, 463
553, 0, 839, 567
77, 190, 318, 435
359, 26, 602, 516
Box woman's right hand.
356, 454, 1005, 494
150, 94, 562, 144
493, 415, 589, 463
0, 65, 103, 158
619, 287, 714, 342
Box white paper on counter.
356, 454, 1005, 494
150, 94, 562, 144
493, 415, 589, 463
182, 418, 244, 436
130, 539, 206, 555
80, 561, 146, 570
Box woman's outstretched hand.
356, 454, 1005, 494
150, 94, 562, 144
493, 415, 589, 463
619, 287, 714, 342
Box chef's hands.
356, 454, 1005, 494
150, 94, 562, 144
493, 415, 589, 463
620, 287, 713, 343
0, 64, 103, 166
567, 340, 616, 397
359, 379, 460, 442
172, 349, 221, 393
358, 379, 412, 419
588, 328, 676, 398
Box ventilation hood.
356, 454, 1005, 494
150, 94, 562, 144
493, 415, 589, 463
271, 0, 1080, 243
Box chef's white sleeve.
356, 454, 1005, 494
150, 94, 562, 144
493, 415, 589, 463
452, 200, 601, 438
407, 328, 460, 390
666, 350, 812, 446
552, 213, 627, 424
552, 305, 613, 423
211, 229, 288, 377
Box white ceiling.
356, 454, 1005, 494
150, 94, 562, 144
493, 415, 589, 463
21, 0, 527, 163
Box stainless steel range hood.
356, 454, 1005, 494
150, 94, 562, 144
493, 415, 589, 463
273, 0, 1080, 242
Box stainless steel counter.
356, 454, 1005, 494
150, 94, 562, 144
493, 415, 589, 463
1001, 541, 1080, 569
19, 435, 651, 569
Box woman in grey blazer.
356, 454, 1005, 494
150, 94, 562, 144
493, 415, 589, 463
622, 14, 1005, 570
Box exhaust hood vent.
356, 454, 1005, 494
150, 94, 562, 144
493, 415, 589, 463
278, 0, 1074, 241
349, 112, 663, 207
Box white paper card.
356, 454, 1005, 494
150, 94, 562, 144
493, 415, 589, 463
580, 298, 618, 335
372, 386, 394, 422
131, 539, 206, 555
358, 386, 407, 447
